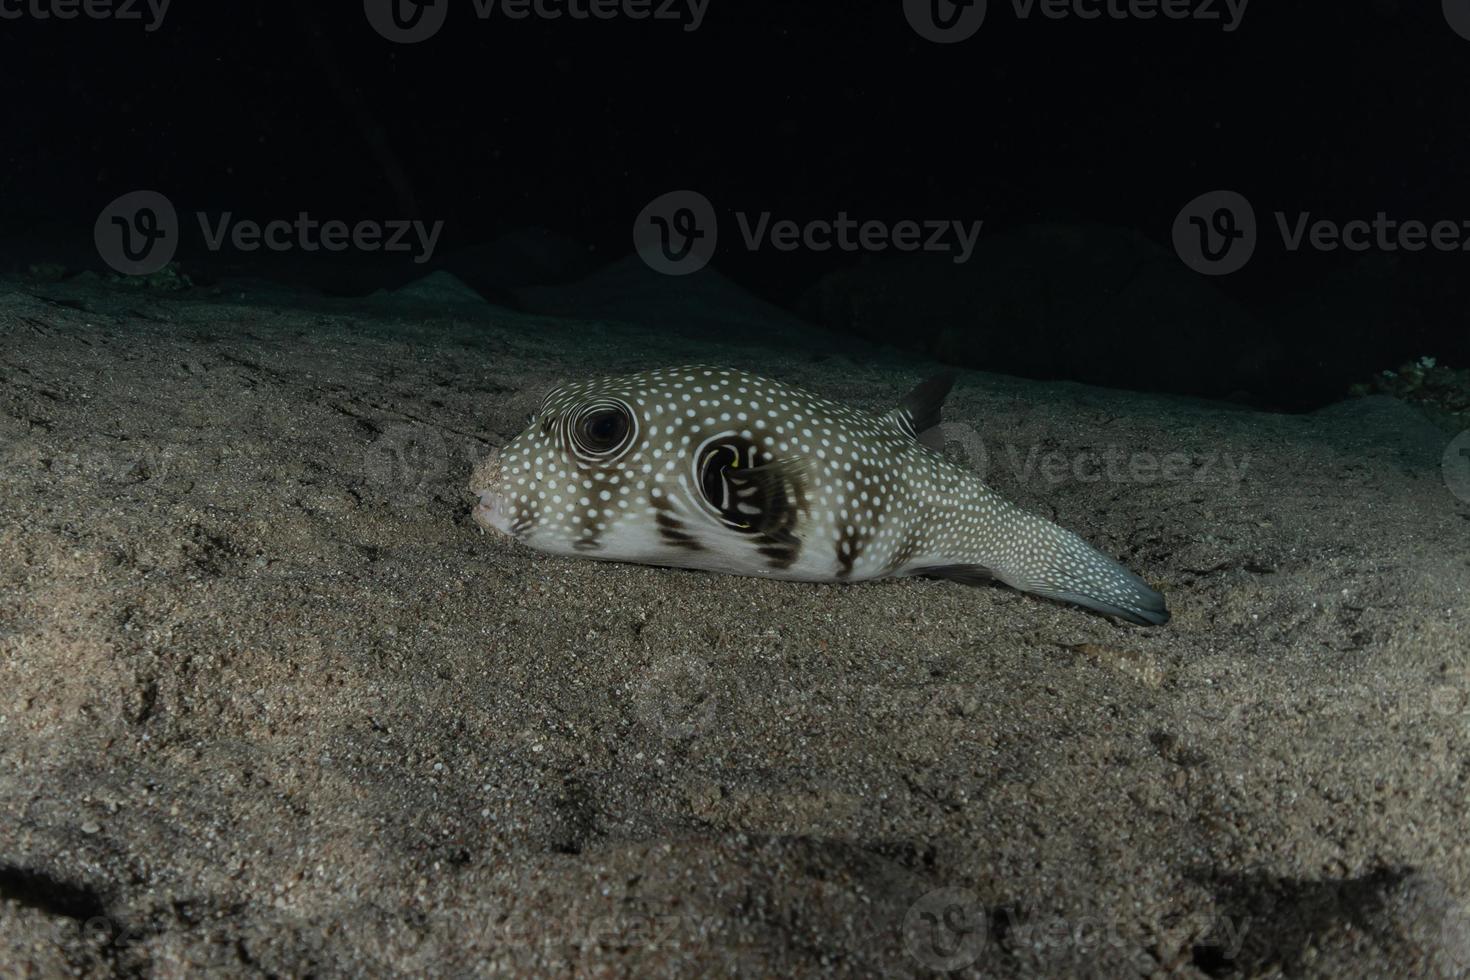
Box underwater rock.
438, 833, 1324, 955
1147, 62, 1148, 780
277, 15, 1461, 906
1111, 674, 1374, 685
372, 269, 490, 309
1350, 355, 1470, 432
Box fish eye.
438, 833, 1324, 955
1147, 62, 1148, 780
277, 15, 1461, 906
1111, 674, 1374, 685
572, 402, 633, 457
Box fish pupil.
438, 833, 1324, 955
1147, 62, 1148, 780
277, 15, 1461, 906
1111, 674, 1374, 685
579, 408, 628, 451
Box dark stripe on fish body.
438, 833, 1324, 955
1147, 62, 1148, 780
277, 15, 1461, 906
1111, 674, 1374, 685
835, 522, 865, 579
752, 522, 801, 569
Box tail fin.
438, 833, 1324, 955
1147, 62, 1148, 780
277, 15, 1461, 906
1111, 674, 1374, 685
925, 509, 1170, 626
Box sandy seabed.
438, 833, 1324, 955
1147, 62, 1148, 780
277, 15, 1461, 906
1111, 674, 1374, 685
1, 271, 1468, 977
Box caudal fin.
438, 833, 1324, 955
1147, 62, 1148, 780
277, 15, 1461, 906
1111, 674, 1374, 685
1002, 511, 1169, 625
1000, 549, 1171, 626
925, 509, 1171, 626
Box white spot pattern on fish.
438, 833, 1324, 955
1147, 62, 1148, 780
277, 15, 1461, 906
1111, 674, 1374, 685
471, 367, 1169, 625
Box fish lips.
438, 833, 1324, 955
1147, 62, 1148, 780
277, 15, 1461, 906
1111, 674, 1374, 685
469, 450, 517, 537
472, 491, 516, 537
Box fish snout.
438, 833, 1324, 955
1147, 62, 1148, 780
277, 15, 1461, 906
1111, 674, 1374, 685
472, 491, 516, 536
469, 450, 515, 537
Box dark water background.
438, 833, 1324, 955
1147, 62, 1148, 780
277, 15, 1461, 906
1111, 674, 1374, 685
3, 0, 1467, 409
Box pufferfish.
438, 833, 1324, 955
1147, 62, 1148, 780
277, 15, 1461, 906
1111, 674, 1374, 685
470, 367, 1169, 625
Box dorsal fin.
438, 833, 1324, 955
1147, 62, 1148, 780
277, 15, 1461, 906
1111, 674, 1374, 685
916, 426, 949, 452
888, 371, 957, 444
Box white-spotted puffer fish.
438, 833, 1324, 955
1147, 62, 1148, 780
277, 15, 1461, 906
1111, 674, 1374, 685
471, 367, 1169, 625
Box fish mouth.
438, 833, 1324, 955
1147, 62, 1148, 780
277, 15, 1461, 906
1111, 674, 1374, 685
469, 450, 515, 537
472, 491, 515, 537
